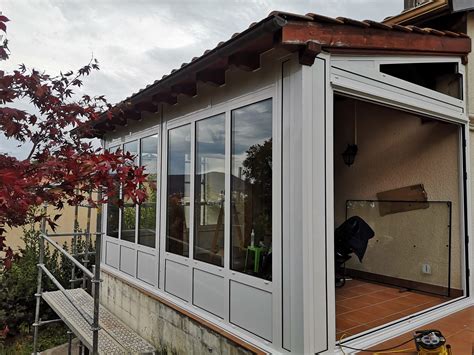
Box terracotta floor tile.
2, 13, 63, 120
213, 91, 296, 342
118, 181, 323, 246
393, 296, 423, 307
379, 312, 405, 324
362, 294, 388, 305
335, 304, 353, 314
371, 290, 405, 301
345, 309, 386, 323
337, 297, 374, 309
336, 316, 363, 331
338, 289, 366, 299
377, 300, 411, 313
335, 278, 454, 339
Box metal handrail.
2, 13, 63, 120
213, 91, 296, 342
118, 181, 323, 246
40, 232, 94, 280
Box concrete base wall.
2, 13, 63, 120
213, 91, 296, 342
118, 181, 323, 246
100, 271, 254, 355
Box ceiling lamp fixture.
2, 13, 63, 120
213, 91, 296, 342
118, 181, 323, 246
342, 100, 358, 167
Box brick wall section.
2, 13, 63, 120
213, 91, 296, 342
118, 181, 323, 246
100, 271, 255, 355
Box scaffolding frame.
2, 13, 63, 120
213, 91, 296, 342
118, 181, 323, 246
32, 199, 102, 355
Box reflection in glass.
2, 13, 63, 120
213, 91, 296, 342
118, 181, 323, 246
121, 141, 138, 243
139, 135, 158, 248
106, 184, 120, 238
231, 99, 272, 280
166, 125, 191, 256
194, 115, 226, 266
106, 146, 120, 238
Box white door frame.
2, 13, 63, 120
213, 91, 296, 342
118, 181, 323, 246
325, 55, 473, 354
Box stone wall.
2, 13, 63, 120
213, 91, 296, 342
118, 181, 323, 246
100, 271, 256, 355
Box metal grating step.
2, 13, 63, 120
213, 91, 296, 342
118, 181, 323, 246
42, 288, 155, 354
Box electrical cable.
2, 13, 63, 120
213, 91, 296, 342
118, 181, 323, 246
339, 334, 347, 355
374, 347, 416, 354
339, 337, 414, 353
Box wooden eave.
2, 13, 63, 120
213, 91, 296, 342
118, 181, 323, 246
281, 20, 471, 56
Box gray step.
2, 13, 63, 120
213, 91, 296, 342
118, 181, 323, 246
42, 288, 155, 354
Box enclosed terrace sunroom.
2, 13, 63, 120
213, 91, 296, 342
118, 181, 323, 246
85, 11, 473, 355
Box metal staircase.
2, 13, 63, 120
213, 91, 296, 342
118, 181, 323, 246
32, 201, 155, 354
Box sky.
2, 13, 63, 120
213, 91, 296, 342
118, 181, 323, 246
1, 0, 404, 158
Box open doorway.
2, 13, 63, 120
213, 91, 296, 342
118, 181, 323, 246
333, 95, 466, 341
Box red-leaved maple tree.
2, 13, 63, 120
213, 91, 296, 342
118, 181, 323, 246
0, 15, 147, 268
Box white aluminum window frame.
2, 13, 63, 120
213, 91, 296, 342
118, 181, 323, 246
102, 126, 161, 285
159, 86, 278, 319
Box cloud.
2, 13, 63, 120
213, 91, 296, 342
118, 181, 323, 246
1, 0, 403, 157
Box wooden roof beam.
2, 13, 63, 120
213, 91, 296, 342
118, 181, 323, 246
111, 114, 128, 126
171, 82, 197, 97
134, 101, 158, 113
152, 92, 177, 106
299, 40, 322, 66
229, 52, 261, 71
125, 110, 142, 121
197, 67, 227, 86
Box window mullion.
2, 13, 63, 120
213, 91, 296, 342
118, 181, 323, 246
135, 139, 141, 245
189, 121, 196, 261
224, 111, 231, 271
118, 144, 123, 240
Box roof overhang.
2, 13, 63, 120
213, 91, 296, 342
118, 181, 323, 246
78, 11, 471, 138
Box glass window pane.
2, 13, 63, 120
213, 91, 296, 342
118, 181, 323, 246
106, 145, 120, 238
194, 114, 225, 266
139, 182, 157, 248
138, 135, 158, 248
166, 125, 191, 257
123, 140, 138, 164
106, 186, 120, 238
121, 140, 138, 243
141, 135, 158, 175
121, 206, 136, 242
231, 99, 272, 280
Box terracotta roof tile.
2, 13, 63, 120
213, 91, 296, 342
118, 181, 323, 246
423, 27, 446, 36
305, 13, 344, 24
392, 24, 413, 32
336, 17, 370, 28
406, 25, 430, 34
362, 20, 392, 30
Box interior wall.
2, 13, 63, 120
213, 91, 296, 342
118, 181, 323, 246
334, 98, 463, 290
